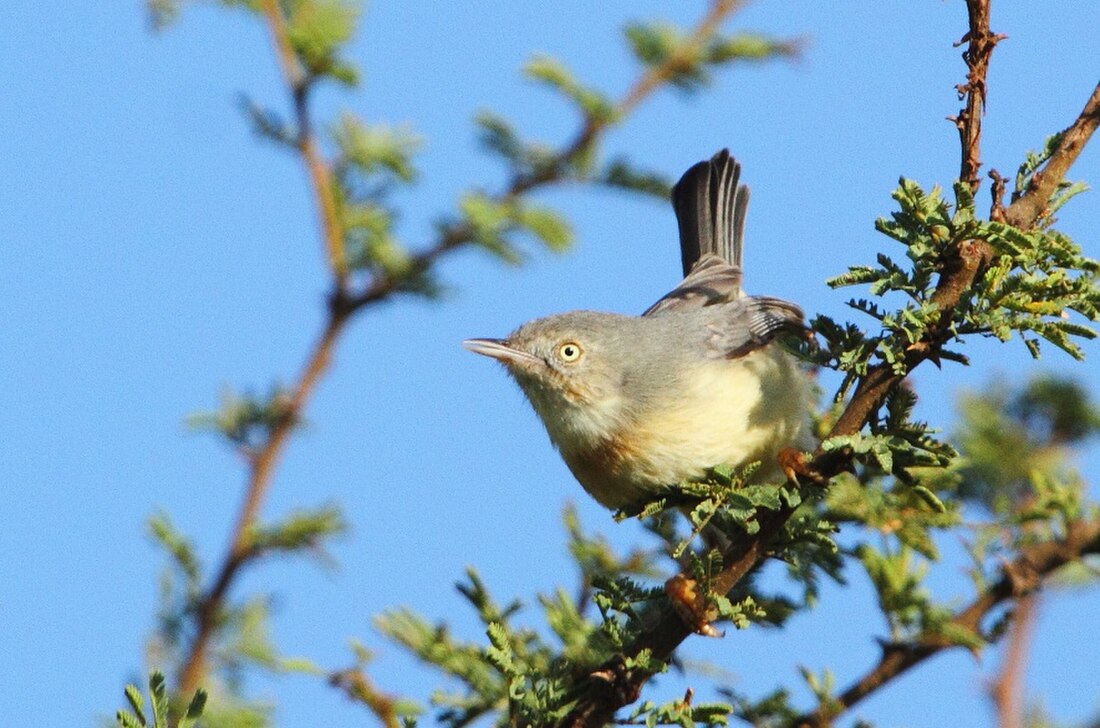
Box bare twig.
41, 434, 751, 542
788, 517, 1100, 728
950, 0, 1004, 193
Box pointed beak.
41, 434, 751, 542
462, 338, 542, 368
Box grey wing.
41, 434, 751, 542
644, 149, 751, 318
705, 295, 805, 359
641, 254, 742, 316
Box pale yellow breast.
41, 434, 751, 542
562, 346, 810, 509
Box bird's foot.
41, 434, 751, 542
664, 573, 723, 638
778, 447, 826, 486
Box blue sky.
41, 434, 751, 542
2, 1, 1099, 726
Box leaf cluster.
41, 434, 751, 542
145, 508, 345, 723
186, 387, 296, 457
818, 154, 1098, 388
116, 672, 205, 728
624, 21, 799, 92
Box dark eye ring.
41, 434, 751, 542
558, 342, 582, 363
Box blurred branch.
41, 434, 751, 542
177, 309, 350, 696
990, 593, 1038, 728
347, 0, 754, 312
787, 516, 1100, 728
329, 666, 403, 728
559, 2, 1100, 723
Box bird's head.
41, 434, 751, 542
463, 311, 634, 449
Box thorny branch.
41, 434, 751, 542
172, 0, 753, 704
788, 517, 1100, 728
559, 2, 1100, 725
951, 0, 1004, 193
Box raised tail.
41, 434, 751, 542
670, 148, 750, 276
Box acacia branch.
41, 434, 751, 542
560, 2, 1100, 724
1004, 81, 1100, 229
330, 667, 403, 728
951, 0, 1003, 193
788, 516, 1100, 728
177, 307, 350, 696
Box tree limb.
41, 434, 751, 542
345, 0, 754, 314
1004, 81, 1100, 230
788, 516, 1100, 728
990, 592, 1038, 728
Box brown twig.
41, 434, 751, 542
259, 0, 349, 287
330, 667, 403, 728
559, 2, 1100, 724
788, 517, 1100, 728
346, 0, 753, 314
618, 0, 748, 118
171, 0, 752, 704
950, 0, 1004, 193
177, 307, 351, 696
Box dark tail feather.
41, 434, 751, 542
670, 148, 750, 276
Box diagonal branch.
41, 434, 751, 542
1004, 81, 1100, 229
788, 516, 1100, 728
177, 307, 351, 696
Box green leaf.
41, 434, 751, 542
524, 54, 616, 123
601, 158, 671, 198
332, 113, 420, 183
286, 0, 360, 84
514, 204, 573, 251
706, 32, 800, 63
116, 711, 143, 728
179, 689, 208, 728
123, 683, 146, 725
149, 672, 168, 728
911, 484, 947, 513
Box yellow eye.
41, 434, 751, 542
558, 341, 583, 363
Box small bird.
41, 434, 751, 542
464, 150, 811, 513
